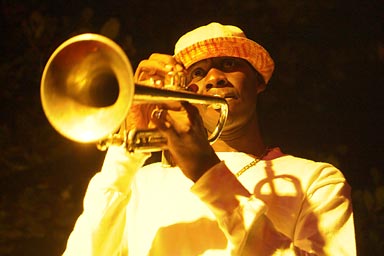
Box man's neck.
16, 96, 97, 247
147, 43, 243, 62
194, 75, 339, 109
212, 115, 266, 157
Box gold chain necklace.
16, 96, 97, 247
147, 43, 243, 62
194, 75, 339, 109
235, 149, 269, 177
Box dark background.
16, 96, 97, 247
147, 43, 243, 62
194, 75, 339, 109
0, 0, 383, 255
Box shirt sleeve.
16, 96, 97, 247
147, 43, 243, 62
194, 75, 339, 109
191, 161, 356, 256
191, 161, 281, 255
293, 164, 356, 255
63, 146, 150, 256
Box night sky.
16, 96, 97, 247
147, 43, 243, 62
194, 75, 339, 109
1, 0, 383, 255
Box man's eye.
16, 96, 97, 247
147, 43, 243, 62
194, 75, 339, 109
191, 68, 206, 79
221, 59, 236, 70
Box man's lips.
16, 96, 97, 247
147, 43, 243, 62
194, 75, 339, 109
209, 90, 238, 110
223, 93, 238, 100
210, 88, 239, 100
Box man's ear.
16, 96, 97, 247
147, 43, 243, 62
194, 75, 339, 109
256, 82, 267, 94
252, 67, 267, 94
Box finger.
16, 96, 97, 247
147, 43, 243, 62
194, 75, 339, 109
125, 104, 157, 129
156, 102, 184, 111
151, 109, 178, 139
147, 54, 179, 76
135, 55, 185, 82
151, 107, 190, 134
154, 102, 203, 130
149, 53, 177, 65
181, 101, 202, 125
155, 102, 205, 134
151, 108, 167, 122
166, 110, 192, 133
149, 53, 185, 71
135, 59, 169, 81
181, 101, 200, 114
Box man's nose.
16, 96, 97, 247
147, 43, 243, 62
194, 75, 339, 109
204, 68, 228, 90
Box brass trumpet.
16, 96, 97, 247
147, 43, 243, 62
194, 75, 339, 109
41, 33, 228, 152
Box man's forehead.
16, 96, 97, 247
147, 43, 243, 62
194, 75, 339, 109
187, 56, 244, 70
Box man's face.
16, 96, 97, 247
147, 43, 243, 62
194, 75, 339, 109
185, 57, 265, 131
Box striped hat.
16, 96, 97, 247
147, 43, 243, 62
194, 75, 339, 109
174, 22, 274, 84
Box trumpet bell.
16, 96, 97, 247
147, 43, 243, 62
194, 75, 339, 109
41, 34, 134, 143
41, 33, 228, 152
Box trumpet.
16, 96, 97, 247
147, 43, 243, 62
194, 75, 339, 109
40, 33, 228, 153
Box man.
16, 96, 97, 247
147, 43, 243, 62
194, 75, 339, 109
63, 22, 356, 255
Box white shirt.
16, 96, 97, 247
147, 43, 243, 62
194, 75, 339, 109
63, 147, 356, 255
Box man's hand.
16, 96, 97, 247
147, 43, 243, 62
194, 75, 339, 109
124, 54, 183, 132
130, 53, 220, 181
135, 53, 184, 87
151, 102, 221, 182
